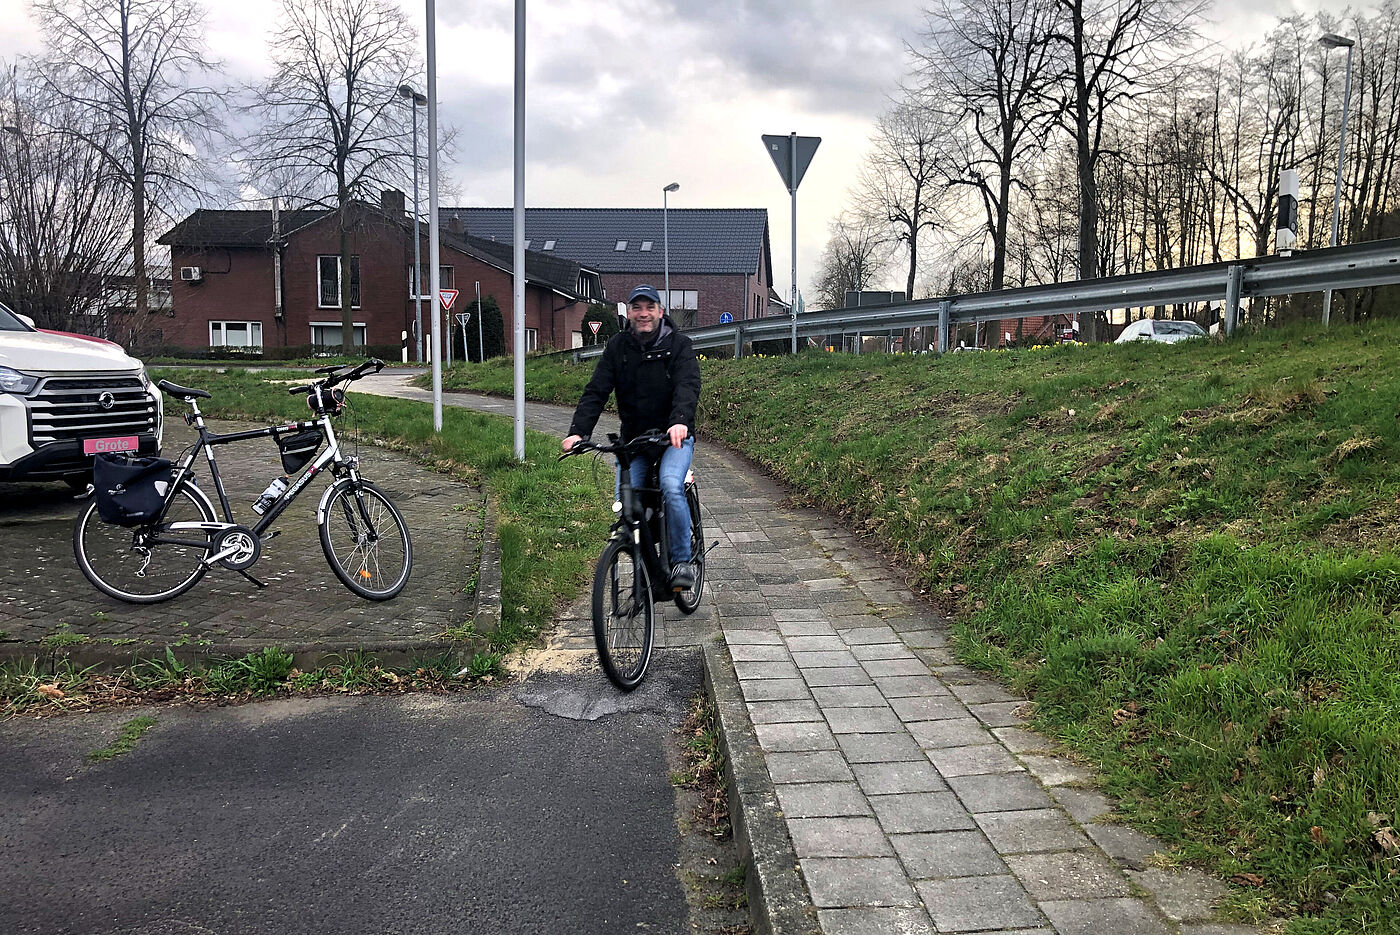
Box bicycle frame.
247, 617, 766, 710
612, 450, 672, 591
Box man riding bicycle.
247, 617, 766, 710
562, 284, 702, 591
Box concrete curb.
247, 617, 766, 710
702, 639, 819, 935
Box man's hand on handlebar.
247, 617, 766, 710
562, 434, 584, 452
667, 424, 689, 449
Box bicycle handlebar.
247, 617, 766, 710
559, 430, 669, 460
288, 357, 385, 395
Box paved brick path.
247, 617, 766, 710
366, 376, 1259, 935
0, 418, 482, 651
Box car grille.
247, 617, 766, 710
27, 374, 158, 444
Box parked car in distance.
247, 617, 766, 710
0, 301, 162, 487
1115, 318, 1208, 345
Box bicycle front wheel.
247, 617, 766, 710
73, 482, 214, 604
674, 482, 706, 615
592, 537, 655, 691
319, 479, 413, 600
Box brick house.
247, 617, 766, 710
442, 208, 774, 329
157, 192, 602, 356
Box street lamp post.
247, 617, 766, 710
398, 84, 427, 362
1320, 32, 1355, 327
663, 182, 678, 321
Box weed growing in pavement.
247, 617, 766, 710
465, 651, 502, 680
1, 658, 100, 715
678, 694, 730, 839
88, 716, 157, 762
40, 624, 87, 648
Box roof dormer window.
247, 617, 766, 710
615, 241, 627, 251
544, 240, 556, 250
641, 241, 653, 251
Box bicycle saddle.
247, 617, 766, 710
155, 379, 211, 400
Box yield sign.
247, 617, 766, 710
762, 133, 821, 193
588, 321, 602, 335
439, 288, 459, 311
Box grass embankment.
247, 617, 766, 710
436, 324, 1400, 932
148, 368, 612, 649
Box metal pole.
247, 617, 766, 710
512, 0, 526, 462
789, 131, 798, 354
1323, 43, 1354, 327
936, 300, 950, 353
475, 280, 483, 363
411, 101, 423, 363
664, 188, 670, 318
1224, 265, 1243, 335
426, 0, 442, 431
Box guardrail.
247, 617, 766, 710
570, 237, 1400, 361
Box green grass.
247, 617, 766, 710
88, 716, 157, 762
148, 366, 612, 649
439, 321, 1400, 932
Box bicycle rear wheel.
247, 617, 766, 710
73, 482, 214, 604
319, 478, 413, 600
592, 537, 655, 690
673, 482, 706, 615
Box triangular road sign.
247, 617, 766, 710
439, 288, 459, 311
588, 321, 602, 334
762, 134, 821, 193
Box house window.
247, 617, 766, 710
524, 328, 538, 352
310, 321, 367, 347
409, 265, 455, 299
571, 331, 583, 349
641, 241, 653, 251
209, 320, 263, 349
665, 289, 698, 311
576, 271, 602, 300
544, 240, 556, 250
318, 255, 361, 308
615, 241, 627, 251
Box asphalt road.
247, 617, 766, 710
0, 653, 728, 935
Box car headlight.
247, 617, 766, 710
0, 366, 38, 395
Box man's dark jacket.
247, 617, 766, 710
568, 316, 702, 441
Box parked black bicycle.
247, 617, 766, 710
73, 359, 412, 604
563, 431, 707, 690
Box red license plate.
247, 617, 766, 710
83, 436, 139, 455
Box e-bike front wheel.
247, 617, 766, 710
73, 482, 215, 604
592, 537, 655, 691
318, 478, 413, 600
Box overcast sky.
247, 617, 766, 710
0, 0, 1356, 298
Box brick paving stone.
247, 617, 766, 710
766, 750, 855, 784
837, 625, 900, 644
802, 858, 919, 909
1177, 926, 1263, 935
927, 744, 1025, 777
793, 650, 863, 669
734, 660, 803, 681
874, 675, 950, 698
776, 782, 872, 818
851, 761, 948, 796
850, 643, 918, 662
747, 699, 823, 724
948, 681, 1022, 704
828, 614, 886, 628
738, 678, 812, 702
869, 792, 977, 834
1051, 787, 1116, 824
788, 817, 894, 858
1083, 823, 1166, 871
862, 658, 932, 678
837, 731, 928, 764
948, 772, 1055, 813
1020, 754, 1095, 787
813, 685, 889, 707
993, 726, 1059, 754
753, 720, 838, 753
1038, 898, 1172, 934
916, 875, 1045, 932
824, 706, 904, 734
900, 629, 949, 649
967, 701, 1033, 727
888, 695, 967, 721
1125, 868, 1229, 922
891, 830, 1007, 879
1005, 852, 1132, 900
908, 718, 994, 749
720, 617, 780, 632
976, 809, 1093, 854
803, 667, 875, 688
728, 643, 794, 662
816, 908, 935, 935
773, 609, 827, 623
786, 635, 848, 653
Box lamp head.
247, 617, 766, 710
663, 182, 680, 193
398, 84, 427, 105
1320, 33, 1355, 49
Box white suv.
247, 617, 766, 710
0, 301, 162, 486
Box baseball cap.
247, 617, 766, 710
627, 284, 663, 305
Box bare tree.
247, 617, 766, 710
32, 0, 219, 318
242, 0, 416, 353
1052, 0, 1201, 340
855, 90, 952, 301
811, 214, 892, 311
0, 65, 132, 333
915, 0, 1062, 290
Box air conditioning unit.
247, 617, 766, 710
180, 266, 203, 282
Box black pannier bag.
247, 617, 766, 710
93, 453, 174, 526
274, 426, 323, 474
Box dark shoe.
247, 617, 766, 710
669, 562, 695, 592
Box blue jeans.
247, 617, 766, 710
622, 437, 694, 564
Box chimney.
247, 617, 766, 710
380, 188, 406, 216
448, 213, 463, 235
